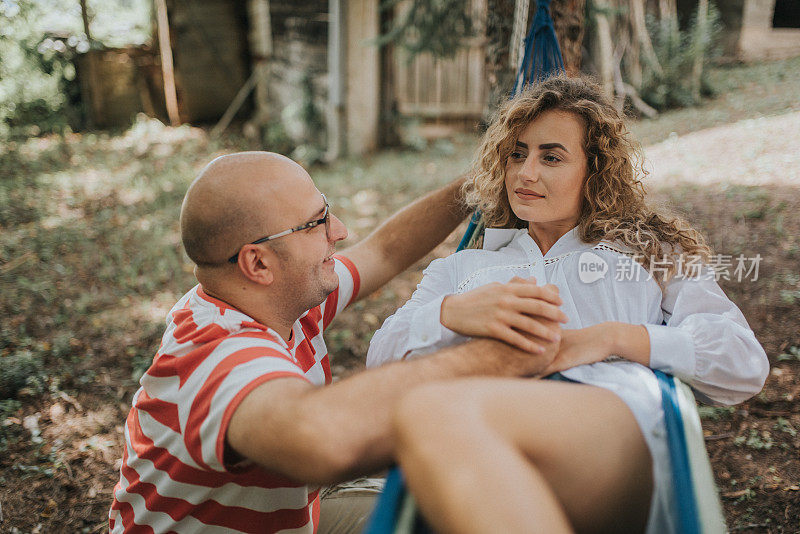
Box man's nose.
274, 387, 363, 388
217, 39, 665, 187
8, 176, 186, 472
329, 214, 348, 242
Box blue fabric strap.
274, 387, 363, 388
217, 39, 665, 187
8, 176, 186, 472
512, 0, 565, 95
363, 468, 406, 533
456, 211, 483, 252
655, 370, 701, 534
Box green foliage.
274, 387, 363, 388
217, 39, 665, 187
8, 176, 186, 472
734, 429, 774, 450
777, 346, 800, 362
779, 290, 800, 305
281, 71, 327, 166
0, 349, 46, 399
376, 0, 477, 59
698, 405, 735, 421
0, 1, 75, 137
640, 3, 723, 110
774, 417, 797, 437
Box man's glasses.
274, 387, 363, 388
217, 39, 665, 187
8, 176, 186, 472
228, 194, 331, 263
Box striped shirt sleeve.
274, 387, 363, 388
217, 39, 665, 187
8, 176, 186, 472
321, 255, 361, 329
179, 334, 309, 472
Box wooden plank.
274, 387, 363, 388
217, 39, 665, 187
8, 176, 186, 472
155, 0, 180, 126
398, 102, 485, 117
389, 0, 489, 121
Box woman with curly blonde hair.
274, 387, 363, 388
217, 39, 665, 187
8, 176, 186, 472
368, 76, 768, 533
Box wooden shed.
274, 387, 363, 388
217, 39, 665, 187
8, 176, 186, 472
157, 0, 492, 155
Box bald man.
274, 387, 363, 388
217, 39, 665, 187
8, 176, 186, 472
109, 152, 561, 534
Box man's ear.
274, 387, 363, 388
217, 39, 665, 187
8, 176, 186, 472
236, 245, 275, 286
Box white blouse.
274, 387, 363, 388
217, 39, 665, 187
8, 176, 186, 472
368, 227, 767, 405
366, 226, 769, 533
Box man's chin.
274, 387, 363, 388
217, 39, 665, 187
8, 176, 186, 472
320, 276, 340, 300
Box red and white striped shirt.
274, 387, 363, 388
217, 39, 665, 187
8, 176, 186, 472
109, 256, 360, 533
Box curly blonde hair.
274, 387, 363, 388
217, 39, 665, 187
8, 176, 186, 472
463, 75, 711, 284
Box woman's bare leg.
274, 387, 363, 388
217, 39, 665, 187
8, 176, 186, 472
392, 378, 653, 534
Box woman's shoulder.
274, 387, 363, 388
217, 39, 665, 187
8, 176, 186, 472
447, 246, 517, 268
421, 246, 529, 289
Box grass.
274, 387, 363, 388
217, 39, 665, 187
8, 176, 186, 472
629, 55, 800, 145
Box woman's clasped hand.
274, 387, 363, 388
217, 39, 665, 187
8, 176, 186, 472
439, 276, 567, 354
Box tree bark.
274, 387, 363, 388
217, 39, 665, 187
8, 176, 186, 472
593, 0, 615, 97
630, 0, 663, 79
508, 0, 530, 70
691, 0, 709, 101
658, 0, 677, 20
79, 0, 103, 127
550, 0, 586, 76
155, 0, 180, 126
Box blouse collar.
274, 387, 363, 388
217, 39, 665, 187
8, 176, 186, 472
484, 227, 591, 259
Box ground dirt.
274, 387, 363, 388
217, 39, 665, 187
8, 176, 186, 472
1, 58, 799, 533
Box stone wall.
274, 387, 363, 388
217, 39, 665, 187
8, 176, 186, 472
738, 0, 800, 61
268, 1, 329, 144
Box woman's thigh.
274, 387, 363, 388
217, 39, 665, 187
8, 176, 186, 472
398, 378, 653, 534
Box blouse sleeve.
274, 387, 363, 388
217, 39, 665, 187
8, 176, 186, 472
366, 257, 468, 368
645, 272, 769, 406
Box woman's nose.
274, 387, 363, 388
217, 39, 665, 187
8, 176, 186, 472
518, 156, 540, 183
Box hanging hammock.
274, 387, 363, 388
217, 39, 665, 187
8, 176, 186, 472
457, 0, 565, 252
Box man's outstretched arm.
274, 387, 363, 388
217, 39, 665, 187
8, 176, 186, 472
226, 336, 556, 486
340, 176, 470, 300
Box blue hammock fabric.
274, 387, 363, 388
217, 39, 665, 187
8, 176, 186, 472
512, 0, 565, 95
656, 370, 702, 534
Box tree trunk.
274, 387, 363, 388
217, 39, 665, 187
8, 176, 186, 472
630, 0, 662, 79
658, 0, 677, 20
691, 0, 709, 101
79, 0, 103, 127
550, 0, 586, 75
155, 0, 180, 126
593, 0, 615, 97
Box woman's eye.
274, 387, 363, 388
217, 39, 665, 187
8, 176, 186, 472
509, 151, 526, 161
543, 154, 561, 163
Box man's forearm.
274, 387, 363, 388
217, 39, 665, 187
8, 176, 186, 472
343, 176, 470, 298
293, 336, 554, 483
370, 176, 469, 270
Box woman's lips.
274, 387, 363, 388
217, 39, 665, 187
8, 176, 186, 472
515, 188, 545, 200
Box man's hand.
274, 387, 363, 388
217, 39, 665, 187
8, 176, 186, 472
440, 277, 568, 353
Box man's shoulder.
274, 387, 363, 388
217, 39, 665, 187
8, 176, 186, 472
161, 285, 287, 357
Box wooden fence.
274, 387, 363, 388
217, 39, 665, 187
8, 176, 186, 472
392, 0, 488, 119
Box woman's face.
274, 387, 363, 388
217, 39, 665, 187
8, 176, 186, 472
504, 109, 588, 228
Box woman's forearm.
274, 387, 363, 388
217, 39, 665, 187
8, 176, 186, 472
608, 322, 651, 367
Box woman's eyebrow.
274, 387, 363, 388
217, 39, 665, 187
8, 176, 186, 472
539, 142, 569, 152
515, 141, 569, 153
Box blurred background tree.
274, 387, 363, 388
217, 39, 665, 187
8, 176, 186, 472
0, 0, 150, 139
